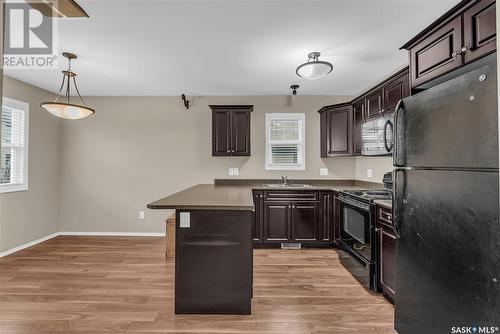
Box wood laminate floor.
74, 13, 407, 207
0, 236, 396, 334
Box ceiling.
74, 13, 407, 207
5, 0, 460, 96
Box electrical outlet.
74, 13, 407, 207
139, 211, 145, 219
228, 168, 239, 176
367, 169, 373, 178
180, 212, 190, 228
320, 168, 328, 176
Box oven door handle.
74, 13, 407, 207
339, 197, 371, 212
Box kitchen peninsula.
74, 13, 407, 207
148, 184, 254, 315
147, 179, 384, 315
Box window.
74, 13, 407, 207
1, 98, 29, 193
265, 113, 305, 170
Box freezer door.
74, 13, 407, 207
394, 61, 498, 169
394, 169, 500, 333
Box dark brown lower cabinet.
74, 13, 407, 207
319, 191, 334, 243
253, 190, 334, 246
263, 200, 290, 242
333, 193, 341, 245
377, 205, 396, 303
252, 191, 264, 243
292, 202, 319, 241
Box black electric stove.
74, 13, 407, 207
337, 181, 392, 292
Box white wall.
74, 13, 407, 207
354, 156, 393, 182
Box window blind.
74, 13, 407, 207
266, 114, 305, 170
1, 105, 26, 186
271, 144, 299, 165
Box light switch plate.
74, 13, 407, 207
320, 168, 328, 176
180, 212, 190, 228
367, 169, 373, 178
138, 211, 145, 219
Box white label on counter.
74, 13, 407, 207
180, 212, 191, 228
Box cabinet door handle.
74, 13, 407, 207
375, 228, 380, 232
461, 46, 470, 53
452, 51, 459, 58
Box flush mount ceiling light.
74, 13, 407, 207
296, 52, 333, 80
40, 52, 95, 120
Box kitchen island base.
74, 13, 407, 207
175, 209, 253, 315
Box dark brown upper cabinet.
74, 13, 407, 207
401, 0, 496, 89
383, 71, 409, 115
319, 104, 353, 158
318, 68, 409, 158
362, 68, 409, 120
352, 99, 365, 155
463, 0, 496, 63
407, 16, 463, 88
210, 105, 252, 156
365, 88, 384, 120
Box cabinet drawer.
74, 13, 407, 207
264, 191, 318, 201
377, 206, 393, 226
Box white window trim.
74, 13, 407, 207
0, 97, 29, 194
265, 113, 305, 171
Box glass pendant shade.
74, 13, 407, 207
40, 52, 95, 120
296, 52, 333, 80
40, 102, 95, 120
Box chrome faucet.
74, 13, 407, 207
281, 176, 288, 185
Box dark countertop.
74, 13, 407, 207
374, 199, 392, 210
215, 179, 383, 191
147, 184, 255, 211
148, 179, 384, 211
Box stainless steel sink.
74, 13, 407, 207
263, 183, 312, 188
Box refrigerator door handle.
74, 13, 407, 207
383, 119, 394, 153
393, 99, 405, 167
393, 169, 404, 239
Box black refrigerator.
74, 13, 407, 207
393, 57, 500, 333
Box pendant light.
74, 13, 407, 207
40, 52, 95, 120
296, 52, 333, 80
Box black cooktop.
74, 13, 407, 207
341, 189, 392, 202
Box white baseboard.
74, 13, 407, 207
0, 232, 60, 257
0, 231, 165, 258
58, 231, 165, 237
